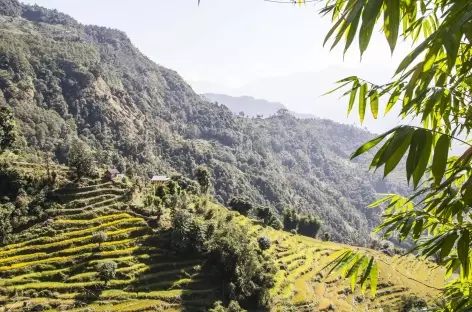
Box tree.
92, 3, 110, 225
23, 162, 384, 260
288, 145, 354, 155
258, 236, 271, 250
96, 260, 117, 285
311, 0, 472, 308
209, 301, 247, 312
92, 231, 107, 249
68, 139, 94, 180
0, 106, 15, 153
195, 165, 211, 194
228, 197, 253, 216
298, 215, 321, 238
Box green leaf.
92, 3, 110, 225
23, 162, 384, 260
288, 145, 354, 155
384, 129, 413, 177
370, 138, 391, 169
395, 35, 434, 75
432, 134, 450, 186
442, 31, 460, 69
376, 126, 413, 168
370, 90, 379, 119
369, 260, 378, 296
412, 218, 424, 241
457, 230, 470, 279
359, 256, 374, 294
324, 15, 345, 46
359, 0, 384, 56
441, 231, 458, 261
384, 0, 400, 53
412, 130, 433, 188
368, 194, 395, 208
348, 81, 360, 116
406, 129, 425, 183
344, 9, 362, 54
359, 83, 368, 123
385, 85, 401, 115
323, 81, 353, 96
350, 126, 398, 159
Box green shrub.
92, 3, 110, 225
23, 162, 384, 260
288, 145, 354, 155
209, 301, 247, 312
92, 230, 108, 248
96, 260, 117, 285
258, 236, 271, 250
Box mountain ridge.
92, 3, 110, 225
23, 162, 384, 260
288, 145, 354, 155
202, 93, 316, 119
0, 0, 405, 245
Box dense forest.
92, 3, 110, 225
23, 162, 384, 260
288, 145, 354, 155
0, 0, 405, 245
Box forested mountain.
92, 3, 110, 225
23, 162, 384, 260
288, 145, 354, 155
0, 0, 405, 245
202, 93, 316, 119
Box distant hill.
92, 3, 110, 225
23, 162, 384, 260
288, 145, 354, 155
203, 93, 316, 119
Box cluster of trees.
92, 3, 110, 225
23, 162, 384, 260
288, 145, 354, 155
0, 107, 15, 153
282, 209, 322, 238
0, 0, 406, 245
170, 203, 276, 309
228, 197, 282, 230
0, 161, 56, 243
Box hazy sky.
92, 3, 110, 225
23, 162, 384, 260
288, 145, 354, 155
21, 0, 410, 88
19, 0, 430, 139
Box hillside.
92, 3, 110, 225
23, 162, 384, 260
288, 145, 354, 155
0, 158, 444, 312
202, 93, 316, 119
0, 0, 407, 246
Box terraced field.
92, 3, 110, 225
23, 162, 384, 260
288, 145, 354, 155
0, 177, 218, 312
244, 217, 444, 311
0, 161, 444, 311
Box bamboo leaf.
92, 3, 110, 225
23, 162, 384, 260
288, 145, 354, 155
359, 256, 374, 294
432, 134, 450, 186
344, 9, 362, 54
359, 0, 384, 56
457, 230, 469, 279
323, 81, 353, 95
359, 83, 368, 123
369, 260, 379, 296
384, 0, 400, 53
368, 194, 396, 208
441, 231, 458, 261
370, 89, 379, 119
348, 81, 360, 116
376, 126, 413, 168
350, 126, 398, 159
384, 129, 413, 177
395, 35, 434, 75
412, 130, 433, 188
385, 85, 401, 115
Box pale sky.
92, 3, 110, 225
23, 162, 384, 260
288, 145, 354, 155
21, 0, 410, 87
20, 0, 426, 135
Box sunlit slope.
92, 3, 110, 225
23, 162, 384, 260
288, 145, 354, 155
238, 215, 444, 311
0, 175, 217, 312
0, 168, 443, 311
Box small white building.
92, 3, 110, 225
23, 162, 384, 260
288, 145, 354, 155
151, 175, 170, 184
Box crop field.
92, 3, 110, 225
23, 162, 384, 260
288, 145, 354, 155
0, 163, 444, 311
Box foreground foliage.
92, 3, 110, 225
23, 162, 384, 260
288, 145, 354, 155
316, 0, 472, 309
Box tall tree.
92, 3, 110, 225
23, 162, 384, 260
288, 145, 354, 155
309, 0, 472, 309
229, 197, 253, 216
68, 139, 95, 180
0, 106, 15, 153
195, 165, 211, 194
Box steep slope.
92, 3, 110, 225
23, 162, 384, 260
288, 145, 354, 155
0, 0, 404, 245
202, 93, 316, 119
0, 160, 443, 312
